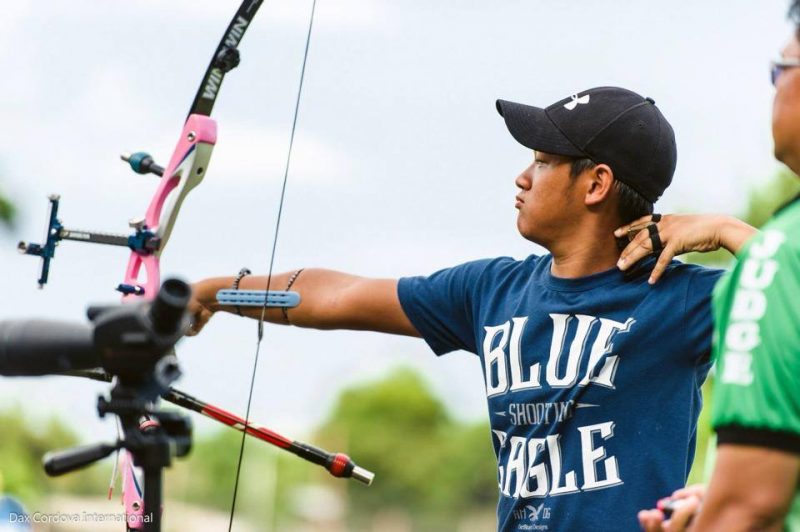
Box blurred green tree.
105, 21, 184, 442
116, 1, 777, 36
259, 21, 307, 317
686, 168, 800, 266
0, 407, 108, 504
315, 367, 497, 529
0, 182, 15, 229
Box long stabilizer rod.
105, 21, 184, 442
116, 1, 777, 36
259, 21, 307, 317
67, 369, 374, 485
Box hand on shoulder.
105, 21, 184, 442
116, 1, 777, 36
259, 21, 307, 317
614, 214, 756, 284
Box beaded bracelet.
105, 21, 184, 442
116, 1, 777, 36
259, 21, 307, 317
232, 267, 251, 316
282, 268, 305, 323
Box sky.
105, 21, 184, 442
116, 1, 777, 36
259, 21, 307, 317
0, 0, 793, 446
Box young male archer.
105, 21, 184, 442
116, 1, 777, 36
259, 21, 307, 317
189, 87, 755, 531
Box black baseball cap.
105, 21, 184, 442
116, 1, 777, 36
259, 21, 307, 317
496, 87, 677, 203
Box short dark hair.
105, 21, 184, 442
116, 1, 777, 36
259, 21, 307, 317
569, 157, 654, 224
790, 0, 800, 37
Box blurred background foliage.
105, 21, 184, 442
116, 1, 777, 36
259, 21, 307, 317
0, 169, 797, 530
0, 369, 497, 531
685, 168, 800, 267
0, 186, 15, 229
167, 367, 496, 530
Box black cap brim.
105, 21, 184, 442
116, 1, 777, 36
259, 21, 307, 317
496, 99, 586, 157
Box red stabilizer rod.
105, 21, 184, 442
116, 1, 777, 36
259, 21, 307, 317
67, 370, 374, 485
165, 389, 293, 450
287, 442, 374, 485
168, 389, 374, 484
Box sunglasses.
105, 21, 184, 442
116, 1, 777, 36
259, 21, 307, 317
771, 57, 800, 86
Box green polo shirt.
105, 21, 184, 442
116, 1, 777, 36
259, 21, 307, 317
711, 197, 800, 529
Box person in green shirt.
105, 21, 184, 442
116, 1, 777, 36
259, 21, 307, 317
638, 1, 800, 531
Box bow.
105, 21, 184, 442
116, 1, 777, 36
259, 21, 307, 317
18, 0, 262, 299
16, 1, 372, 529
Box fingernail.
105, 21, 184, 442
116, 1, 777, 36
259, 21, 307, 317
614, 229, 622, 236
648, 277, 655, 285
617, 258, 626, 267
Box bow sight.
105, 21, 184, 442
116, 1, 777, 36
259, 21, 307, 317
17, 138, 211, 298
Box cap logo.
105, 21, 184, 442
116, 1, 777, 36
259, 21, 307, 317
563, 93, 590, 111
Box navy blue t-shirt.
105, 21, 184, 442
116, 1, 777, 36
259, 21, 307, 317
398, 254, 722, 531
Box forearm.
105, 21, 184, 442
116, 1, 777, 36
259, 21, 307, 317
689, 497, 786, 532
193, 268, 417, 335
716, 216, 758, 255
194, 269, 361, 325
688, 445, 799, 532
193, 271, 300, 324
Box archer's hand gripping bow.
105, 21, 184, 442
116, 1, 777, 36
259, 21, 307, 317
16, 1, 373, 530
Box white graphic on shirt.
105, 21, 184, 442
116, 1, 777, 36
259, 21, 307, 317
513, 504, 552, 527
563, 93, 590, 110
498, 422, 623, 499
721, 229, 786, 385
527, 503, 549, 521
497, 401, 599, 425
482, 314, 634, 398
481, 313, 633, 502
493, 429, 509, 448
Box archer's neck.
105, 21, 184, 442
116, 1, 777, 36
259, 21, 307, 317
545, 220, 622, 279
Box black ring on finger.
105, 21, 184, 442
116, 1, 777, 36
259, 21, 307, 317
647, 224, 663, 254
651, 213, 662, 223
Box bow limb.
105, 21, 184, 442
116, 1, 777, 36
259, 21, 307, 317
188, 0, 265, 118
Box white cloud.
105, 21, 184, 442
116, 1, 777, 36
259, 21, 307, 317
132, 0, 386, 31
206, 125, 355, 187
0, 2, 31, 34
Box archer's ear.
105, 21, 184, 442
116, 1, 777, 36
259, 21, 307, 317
584, 163, 614, 207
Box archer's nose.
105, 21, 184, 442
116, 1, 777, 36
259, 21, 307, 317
515, 171, 531, 190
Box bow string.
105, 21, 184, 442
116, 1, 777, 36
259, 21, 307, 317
223, 0, 320, 528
